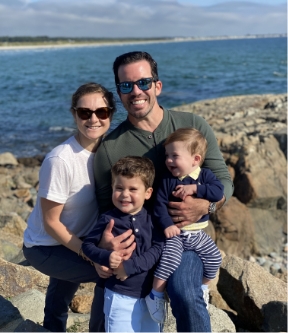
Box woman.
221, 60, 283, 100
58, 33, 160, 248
23, 83, 121, 332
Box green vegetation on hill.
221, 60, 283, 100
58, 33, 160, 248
0, 36, 172, 46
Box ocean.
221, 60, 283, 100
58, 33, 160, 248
0, 37, 286, 157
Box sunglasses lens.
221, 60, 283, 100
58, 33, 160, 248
119, 82, 133, 94
76, 107, 111, 120
137, 78, 152, 91
76, 108, 91, 120
96, 107, 110, 119
118, 78, 154, 94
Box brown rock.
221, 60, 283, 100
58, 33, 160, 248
0, 258, 49, 298
212, 197, 254, 258
249, 208, 285, 255
218, 255, 287, 332
0, 152, 18, 166
0, 213, 27, 237
234, 136, 287, 210
70, 295, 93, 314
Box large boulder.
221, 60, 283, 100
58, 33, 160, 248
212, 197, 254, 258
0, 258, 49, 298
217, 255, 287, 332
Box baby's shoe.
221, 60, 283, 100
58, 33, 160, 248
145, 292, 167, 324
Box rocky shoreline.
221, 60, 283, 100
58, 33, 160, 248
0, 93, 287, 332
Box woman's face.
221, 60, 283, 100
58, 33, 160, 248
73, 92, 111, 147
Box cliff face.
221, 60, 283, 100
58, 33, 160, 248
0, 94, 287, 332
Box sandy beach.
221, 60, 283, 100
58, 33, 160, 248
0, 39, 180, 51
0, 34, 284, 51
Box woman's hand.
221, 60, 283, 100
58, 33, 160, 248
98, 219, 136, 260
94, 262, 113, 279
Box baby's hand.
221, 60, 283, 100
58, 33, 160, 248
164, 225, 181, 238
113, 262, 128, 281
172, 184, 197, 200
109, 251, 122, 269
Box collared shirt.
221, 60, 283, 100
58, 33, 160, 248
82, 207, 164, 298
178, 166, 201, 181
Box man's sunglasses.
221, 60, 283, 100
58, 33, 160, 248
72, 107, 112, 120
117, 77, 157, 94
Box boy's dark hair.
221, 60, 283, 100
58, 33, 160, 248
164, 128, 208, 165
113, 51, 159, 85
111, 156, 155, 189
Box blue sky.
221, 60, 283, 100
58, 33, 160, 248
27, 0, 286, 3
0, 0, 286, 38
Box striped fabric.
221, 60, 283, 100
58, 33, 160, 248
154, 230, 222, 281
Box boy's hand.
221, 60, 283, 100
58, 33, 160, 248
93, 262, 113, 279
113, 262, 128, 281
172, 184, 197, 200
164, 225, 181, 238
109, 251, 123, 269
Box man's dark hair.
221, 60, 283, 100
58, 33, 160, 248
113, 51, 159, 85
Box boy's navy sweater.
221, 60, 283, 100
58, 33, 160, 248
154, 168, 224, 230
82, 207, 164, 298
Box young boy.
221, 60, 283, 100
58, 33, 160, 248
82, 156, 164, 332
145, 128, 224, 323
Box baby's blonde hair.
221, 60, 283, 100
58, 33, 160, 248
164, 128, 208, 165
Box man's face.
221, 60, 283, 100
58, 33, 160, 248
117, 60, 162, 121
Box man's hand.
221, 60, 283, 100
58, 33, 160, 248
109, 251, 123, 269
98, 219, 136, 260
113, 262, 128, 281
172, 184, 197, 200
168, 196, 209, 227
164, 225, 181, 238
94, 262, 113, 279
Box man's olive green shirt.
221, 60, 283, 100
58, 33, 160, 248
94, 107, 234, 213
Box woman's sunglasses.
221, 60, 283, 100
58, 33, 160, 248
72, 107, 112, 120
117, 77, 157, 94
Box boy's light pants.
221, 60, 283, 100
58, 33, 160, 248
104, 288, 160, 332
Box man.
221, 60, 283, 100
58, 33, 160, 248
93, 51, 234, 332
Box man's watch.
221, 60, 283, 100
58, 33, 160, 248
208, 202, 217, 214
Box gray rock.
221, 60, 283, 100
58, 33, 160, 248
14, 319, 50, 332
0, 295, 22, 332
209, 304, 236, 332
9, 289, 46, 331
0, 258, 49, 298
218, 255, 287, 332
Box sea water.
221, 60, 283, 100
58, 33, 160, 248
0, 37, 286, 157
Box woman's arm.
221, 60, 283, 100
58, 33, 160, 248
41, 198, 82, 253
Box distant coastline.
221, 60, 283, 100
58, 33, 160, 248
0, 34, 286, 51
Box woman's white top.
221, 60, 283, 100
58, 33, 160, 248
24, 136, 99, 247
